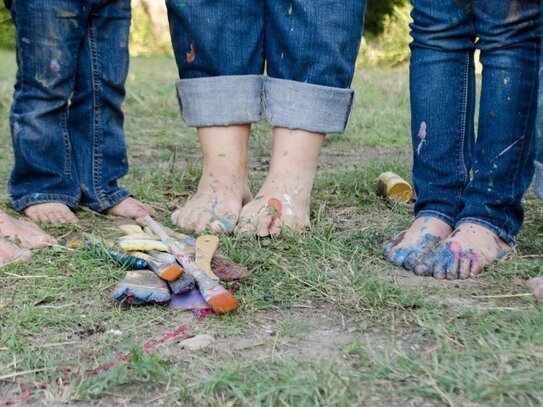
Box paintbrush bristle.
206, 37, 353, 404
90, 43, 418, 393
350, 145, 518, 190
159, 264, 184, 282
206, 292, 238, 314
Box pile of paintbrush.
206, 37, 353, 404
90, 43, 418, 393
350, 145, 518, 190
111, 217, 248, 314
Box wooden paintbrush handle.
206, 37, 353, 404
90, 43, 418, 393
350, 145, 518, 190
195, 235, 220, 281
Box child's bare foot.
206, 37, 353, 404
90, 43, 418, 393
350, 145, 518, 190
171, 125, 252, 233
24, 203, 79, 224
414, 222, 512, 279
0, 209, 57, 248
107, 197, 153, 220
383, 216, 452, 271
235, 128, 324, 237
0, 239, 31, 266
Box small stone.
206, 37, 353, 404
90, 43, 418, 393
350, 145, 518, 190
179, 334, 214, 351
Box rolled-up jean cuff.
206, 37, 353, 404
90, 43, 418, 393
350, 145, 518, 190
263, 77, 354, 134
535, 160, 543, 200
176, 75, 263, 127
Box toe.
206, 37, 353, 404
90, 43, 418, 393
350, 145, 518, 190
256, 214, 274, 237
457, 257, 472, 280
403, 251, 422, 271
209, 220, 227, 234
468, 255, 486, 278
382, 232, 406, 257
386, 247, 412, 267
414, 260, 433, 276
171, 209, 181, 225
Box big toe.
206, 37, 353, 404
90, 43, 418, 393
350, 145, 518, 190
24, 234, 57, 249
386, 247, 412, 267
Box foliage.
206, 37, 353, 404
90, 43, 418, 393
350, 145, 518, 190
0, 6, 15, 50
359, 3, 412, 68
365, 0, 408, 37
129, 3, 172, 56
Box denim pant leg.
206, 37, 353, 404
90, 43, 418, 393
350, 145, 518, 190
409, 0, 477, 227
456, 1, 541, 244
166, 0, 265, 127
535, 1, 543, 200
68, 0, 132, 212
263, 0, 366, 133
8, 1, 86, 211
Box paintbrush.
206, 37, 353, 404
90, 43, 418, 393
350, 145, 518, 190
141, 216, 238, 314
118, 237, 169, 252
195, 235, 220, 281
128, 252, 184, 282
113, 269, 171, 305
137, 250, 249, 282
130, 251, 195, 293
118, 225, 250, 281
62, 233, 149, 270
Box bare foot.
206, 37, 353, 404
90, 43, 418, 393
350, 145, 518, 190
0, 239, 31, 267
0, 209, 57, 248
235, 128, 324, 237
171, 125, 252, 234
107, 197, 153, 220
383, 216, 452, 271
24, 203, 79, 224
414, 222, 512, 279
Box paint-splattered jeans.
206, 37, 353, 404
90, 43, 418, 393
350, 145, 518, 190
165, 0, 366, 134
535, 1, 543, 200
8, 0, 132, 212
410, 0, 541, 244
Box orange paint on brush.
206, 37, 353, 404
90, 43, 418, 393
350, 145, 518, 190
206, 292, 238, 314
268, 198, 282, 218
186, 44, 195, 63
159, 263, 184, 281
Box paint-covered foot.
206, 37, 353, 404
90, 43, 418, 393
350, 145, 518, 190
172, 179, 252, 234
383, 216, 452, 271
235, 178, 312, 237
173, 124, 252, 234
0, 209, 57, 248
235, 127, 323, 237
24, 202, 79, 224
107, 197, 153, 220
414, 223, 512, 279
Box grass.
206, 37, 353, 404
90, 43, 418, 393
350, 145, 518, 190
1, 48, 543, 406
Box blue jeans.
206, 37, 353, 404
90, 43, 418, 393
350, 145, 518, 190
535, 2, 543, 200
410, 0, 541, 244
165, 0, 366, 134
9, 0, 132, 212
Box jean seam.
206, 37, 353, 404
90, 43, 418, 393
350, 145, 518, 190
456, 51, 471, 203
88, 21, 106, 207
416, 210, 456, 227
12, 193, 80, 212
508, 45, 538, 203
60, 110, 72, 178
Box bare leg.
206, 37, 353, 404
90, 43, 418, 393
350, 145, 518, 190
415, 222, 512, 279
24, 203, 79, 224
383, 216, 453, 271
0, 209, 57, 248
107, 197, 153, 220
235, 127, 324, 237
171, 125, 252, 233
